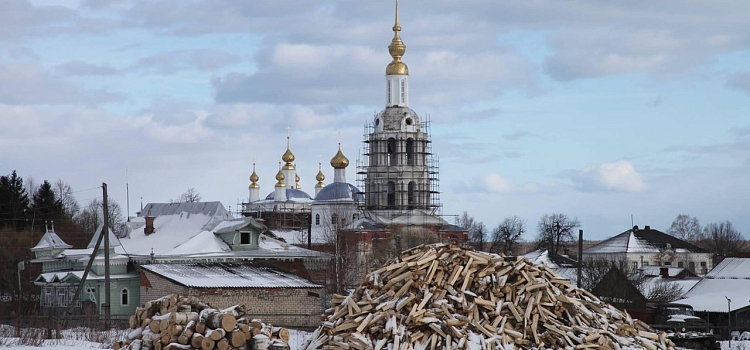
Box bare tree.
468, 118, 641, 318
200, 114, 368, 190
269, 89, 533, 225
642, 280, 684, 303
172, 188, 202, 203
490, 216, 525, 255
536, 213, 581, 254
53, 179, 80, 219
696, 221, 745, 260
457, 211, 487, 251
666, 214, 701, 241
75, 198, 126, 237
578, 256, 624, 291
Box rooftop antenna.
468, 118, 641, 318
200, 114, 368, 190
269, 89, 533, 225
631, 214, 634, 228
140, 197, 143, 212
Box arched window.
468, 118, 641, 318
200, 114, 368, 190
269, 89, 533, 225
121, 288, 129, 306
387, 138, 397, 166
387, 181, 396, 207
315, 214, 320, 225
408, 181, 416, 207
406, 138, 414, 165
331, 213, 339, 226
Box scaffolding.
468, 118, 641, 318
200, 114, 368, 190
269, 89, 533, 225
356, 112, 441, 217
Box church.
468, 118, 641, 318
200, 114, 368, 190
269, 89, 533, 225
239, 1, 468, 284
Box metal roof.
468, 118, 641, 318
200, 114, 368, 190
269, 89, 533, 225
264, 188, 313, 201
140, 202, 228, 218
314, 182, 363, 201
141, 263, 321, 289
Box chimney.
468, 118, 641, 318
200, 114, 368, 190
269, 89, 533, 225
632, 225, 639, 231
644, 225, 651, 230
660, 267, 669, 278
144, 209, 155, 235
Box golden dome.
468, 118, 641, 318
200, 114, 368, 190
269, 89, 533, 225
315, 164, 326, 188
275, 169, 285, 187
249, 163, 260, 189
282, 148, 295, 164
330, 144, 349, 169
386, 0, 408, 76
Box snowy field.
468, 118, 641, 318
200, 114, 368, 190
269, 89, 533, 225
0, 324, 312, 349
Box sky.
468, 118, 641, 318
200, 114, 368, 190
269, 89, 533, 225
1, 0, 749, 241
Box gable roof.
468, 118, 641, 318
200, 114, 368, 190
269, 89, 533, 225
584, 226, 708, 254
87, 223, 121, 249
679, 258, 750, 312
522, 249, 579, 269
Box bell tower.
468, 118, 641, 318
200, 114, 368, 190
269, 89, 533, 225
360, 0, 440, 214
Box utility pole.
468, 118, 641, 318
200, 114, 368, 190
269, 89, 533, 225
103, 183, 111, 329
577, 229, 583, 288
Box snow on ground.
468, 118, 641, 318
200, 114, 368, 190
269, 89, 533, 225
721, 340, 750, 350
0, 324, 312, 350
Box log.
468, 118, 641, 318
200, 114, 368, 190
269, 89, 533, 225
271, 327, 289, 343
195, 321, 206, 334
207, 312, 237, 332
229, 329, 248, 347
191, 333, 205, 349
217, 338, 230, 350
201, 336, 215, 350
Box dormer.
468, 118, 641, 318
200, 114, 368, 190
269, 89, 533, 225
213, 218, 266, 251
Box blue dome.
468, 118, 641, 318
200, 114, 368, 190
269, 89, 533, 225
315, 182, 364, 202
265, 188, 313, 201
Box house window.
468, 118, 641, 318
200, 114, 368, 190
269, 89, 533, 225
241, 232, 251, 245
315, 214, 320, 225
689, 261, 695, 272
678, 261, 684, 268
631, 262, 638, 272
642, 261, 649, 266
121, 288, 129, 306
57, 288, 68, 307
43, 287, 53, 307
700, 261, 707, 274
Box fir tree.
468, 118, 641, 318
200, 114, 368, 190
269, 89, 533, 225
0, 170, 31, 230
31, 180, 64, 222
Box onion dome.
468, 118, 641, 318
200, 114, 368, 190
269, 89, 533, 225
282, 128, 296, 170
275, 169, 285, 188
386, 0, 408, 75
315, 163, 326, 188
249, 163, 260, 189
330, 143, 349, 169
295, 173, 301, 189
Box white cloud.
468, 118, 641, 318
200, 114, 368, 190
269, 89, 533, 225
482, 173, 512, 193
573, 160, 647, 193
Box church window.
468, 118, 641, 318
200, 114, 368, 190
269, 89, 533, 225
405, 118, 413, 125
241, 232, 251, 245
400, 79, 405, 103
315, 214, 320, 225
121, 288, 129, 306
387, 81, 392, 105
408, 181, 416, 207
387, 182, 396, 207
332, 213, 339, 226
387, 138, 397, 165
406, 138, 414, 165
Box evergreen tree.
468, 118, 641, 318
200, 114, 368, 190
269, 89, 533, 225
0, 170, 31, 230
31, 180, 64, 222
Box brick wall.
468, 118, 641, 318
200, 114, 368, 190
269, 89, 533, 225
188, 287, 323, 329
140, 270, 323, 329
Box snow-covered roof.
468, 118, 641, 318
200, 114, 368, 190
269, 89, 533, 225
705, 258, 750, 278
314, 182, 363, 202
584, 226, 708, 254
140, 202, 228, 218
87, 224, 121, 249
638, 266, 695, 278
264, 188, 313, 202
212, 217, 264, 234
141, 263, 321, 288
522, 249, 578, 269
34, 270, 137, 284
679, 258, 750, 312
121, 210, 221, 255
31, 228, 72, 251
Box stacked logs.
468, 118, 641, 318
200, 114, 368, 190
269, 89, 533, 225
305, 243, 676, 350
113, 294, 291, 350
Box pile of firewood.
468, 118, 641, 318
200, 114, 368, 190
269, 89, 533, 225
305, 243, 676, 350
113, 294, 291, 350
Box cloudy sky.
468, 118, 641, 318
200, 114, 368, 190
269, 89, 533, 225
2, 0, 749, 241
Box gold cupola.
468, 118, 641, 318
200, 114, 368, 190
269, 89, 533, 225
274, 166, 285, 188
315, 162, 326, 188
249, 163, 260, 189
282, 127, 296, 170
330, 143, 349, 169
295, 173, 301, 189
386, 0, 408, 75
